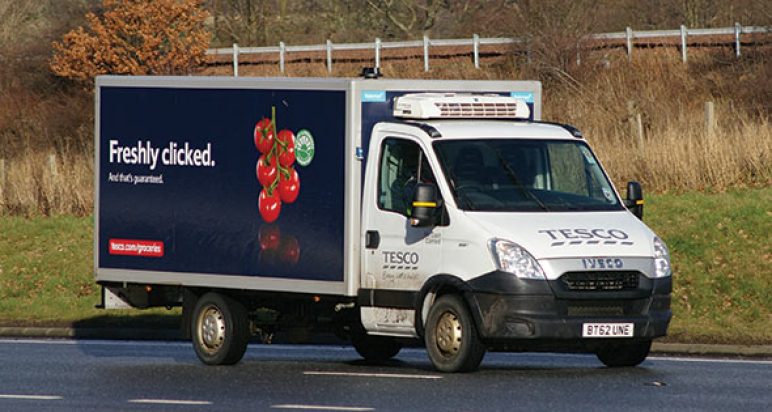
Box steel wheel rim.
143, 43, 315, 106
197, 305, 226, 354
434, 310, 462, 356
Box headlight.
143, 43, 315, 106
488, 239, 546, 279
652, 236, 672, 278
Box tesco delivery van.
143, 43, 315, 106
94, 75, 672, 372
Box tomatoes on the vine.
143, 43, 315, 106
277, 129, 296, 167
253, 110, 305, 224
279, 168, 300, 204
256, 154, 277, 187
254, 118, 274, 154
258, 189, 281, 223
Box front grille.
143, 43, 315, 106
560, 271, 640, 291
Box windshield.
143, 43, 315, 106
433, 139, 624, 212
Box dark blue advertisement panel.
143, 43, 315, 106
99, 86, 346, 281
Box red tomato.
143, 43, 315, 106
280, 236, 300, 266
253, 118, 275, 154
277, 129, 296, 167
258, 224, 281, 251
258, 189, 281, 223
256, 154, 278, 187
278, 168, 300, 203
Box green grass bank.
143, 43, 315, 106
0, 188, 769, 344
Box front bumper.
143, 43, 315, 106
465, 271, 672, 346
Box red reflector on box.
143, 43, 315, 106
108, 239, 164, 257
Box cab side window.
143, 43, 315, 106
377, 138, 438, 217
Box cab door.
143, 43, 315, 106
360, 131, 444, 336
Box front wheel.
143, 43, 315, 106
192, 292, 250, 365
424, 294, 486, 372
595, 339, 652, 367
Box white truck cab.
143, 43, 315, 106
357, 93, 671, 372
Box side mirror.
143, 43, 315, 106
624, 181, 644, 220
410, 183, 439, 227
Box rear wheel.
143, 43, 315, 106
596, 339, 652, 367
192, 292, 250, 365
351, 333, 402, 362
424, 294, 486, 372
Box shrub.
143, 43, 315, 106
50, 0, 210, 81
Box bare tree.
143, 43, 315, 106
365, 0, 447, 38
509, 0, 599, 78
208, 0, 268, 46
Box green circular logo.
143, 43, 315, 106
295, 129, 315, 167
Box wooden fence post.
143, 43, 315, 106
680, 25, 688, 63
279, 41, 286, 74
473, 34, 480, 69
705, 101, 716, 138
232, 43, 239, 77
734, 22, 742, 58
576, 40, 581, 66
0, 158, 5, 203
375, 38, 381, 70
636, 113, 645, 149
49, 153, 58, 178
326, 40, 333, 73
626, 27, 633, 62
0, 158, 5, 186
627, 100, 645, 152
423, 35, 430, 72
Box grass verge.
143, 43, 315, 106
0, 187, 769, 343
647, 187, 771, 344
0, 215, 178, 327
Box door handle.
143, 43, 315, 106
365, 230, 380, 249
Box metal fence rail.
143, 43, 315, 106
206, 24, 770, 76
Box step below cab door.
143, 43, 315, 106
361, 129, 445, 337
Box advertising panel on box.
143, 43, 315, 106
98, 85, 346, 282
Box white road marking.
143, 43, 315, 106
0, 338, 188, 347
0, 339, 352, 350
128, 399, 212, 405
0, 394, 63, 400
648, 356, 772, 365
304, 371, 442, 379
272, 404, 374, 411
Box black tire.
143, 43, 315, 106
596, 339, 652, 367
191, 292, 250, 366
424, 294, 486, 373
351, 333, 402, 362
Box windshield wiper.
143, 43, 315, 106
490, 144, 550, 211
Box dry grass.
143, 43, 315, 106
1, 47, 769, 216
0, 150, 92, 216
594, 113, 771, 192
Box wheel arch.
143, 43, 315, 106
413, 274, 483, 338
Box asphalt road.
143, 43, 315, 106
0, 339, 770, 411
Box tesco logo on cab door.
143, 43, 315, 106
109, 239, 164, 257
